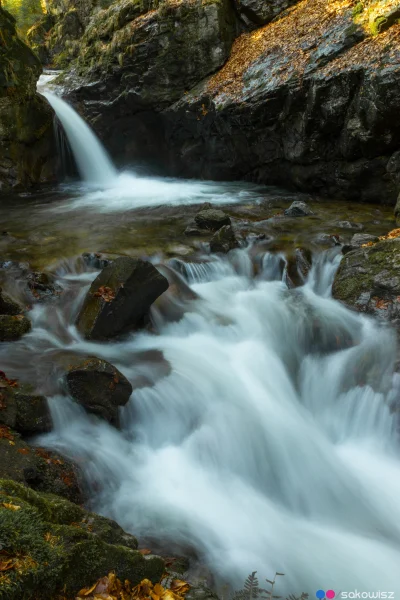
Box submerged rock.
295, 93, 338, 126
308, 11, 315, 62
284, 201, 314, 217
332, 238, 400, 331
0, 479, 164, 599
76, 257, 169, 340
66, 357, 132, 425
209, 225, 239, 253
0, 314, 31, 341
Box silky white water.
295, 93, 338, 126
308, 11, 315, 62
3, 248, 399, 595
43, 92, 117, 185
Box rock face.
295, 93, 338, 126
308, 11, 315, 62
234, 0, 300, 26
0, 479, 164, 599
66, 357, 133, 424
58, 0, 400, 202
0, 7, 56, 190
62, 0, 238, 168
76, 257, 169, 340
332, 238, 400, 331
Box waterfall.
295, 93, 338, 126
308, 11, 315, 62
43, 92, 117, 185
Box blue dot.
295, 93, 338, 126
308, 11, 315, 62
316, 591, 325, 599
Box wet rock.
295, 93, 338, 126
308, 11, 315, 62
342, 233, 379, 254
332, 238, 400, 331
284, 201, 314, 217
76, 257, 169, 340
0, 315, 31, 341
0, 431, 83, 504
209, 225, 239, 253
194, 209, 231, 231
0, 479, 164, 599
335, 221, 363, 231
26, 271, 63, 303
0, 287, 23, 315
82, 252, 116, 269
315, 233, 342, 248
66, 357, 133, 425
184, 224, 214, 237
285, 247, 312, 287
0, 386, 52, 435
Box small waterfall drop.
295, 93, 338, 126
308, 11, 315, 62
43, 92, 117, 185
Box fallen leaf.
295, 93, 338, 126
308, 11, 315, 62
17, 448, 30, 455
2, 503, 21, 511
93, 286, 116, 303
139, 549, 152, 555
0, 426, 14, 441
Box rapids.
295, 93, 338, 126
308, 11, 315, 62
1, 248, 400, 595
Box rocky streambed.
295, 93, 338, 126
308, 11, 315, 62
1, 185, 400, 596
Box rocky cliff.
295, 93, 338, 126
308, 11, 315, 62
50, 0, 400, 202
0, 7, 56, 190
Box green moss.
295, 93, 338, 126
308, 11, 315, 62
370, 15, 387, 35
352, 2, 364, 17
0, 479, 164, 599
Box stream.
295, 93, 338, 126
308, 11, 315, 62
0, 76, 400, 596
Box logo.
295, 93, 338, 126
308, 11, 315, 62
316, 591, 336, 599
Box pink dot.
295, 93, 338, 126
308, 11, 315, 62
326, 591, 335, 599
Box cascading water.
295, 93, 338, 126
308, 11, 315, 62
43, 92, 117, 185
2, 247, 400, 595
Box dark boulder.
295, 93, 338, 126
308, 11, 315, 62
66, 357, 133, 424
0, 314, 31, 341
284, 201, 314, 217
210, 225, 239, 253
0, 386, 52, 435
76, 257, 169, 340
194, 209, 231, 231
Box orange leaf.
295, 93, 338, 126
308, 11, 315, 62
139, 548, 152, 555
2, 503, 21, 511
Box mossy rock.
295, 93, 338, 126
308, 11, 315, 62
332, 237, 400, 331
0, 315, 31, 341
0, 7, 57, 189
0, 479, 164, 599
0, 430, 83, 504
